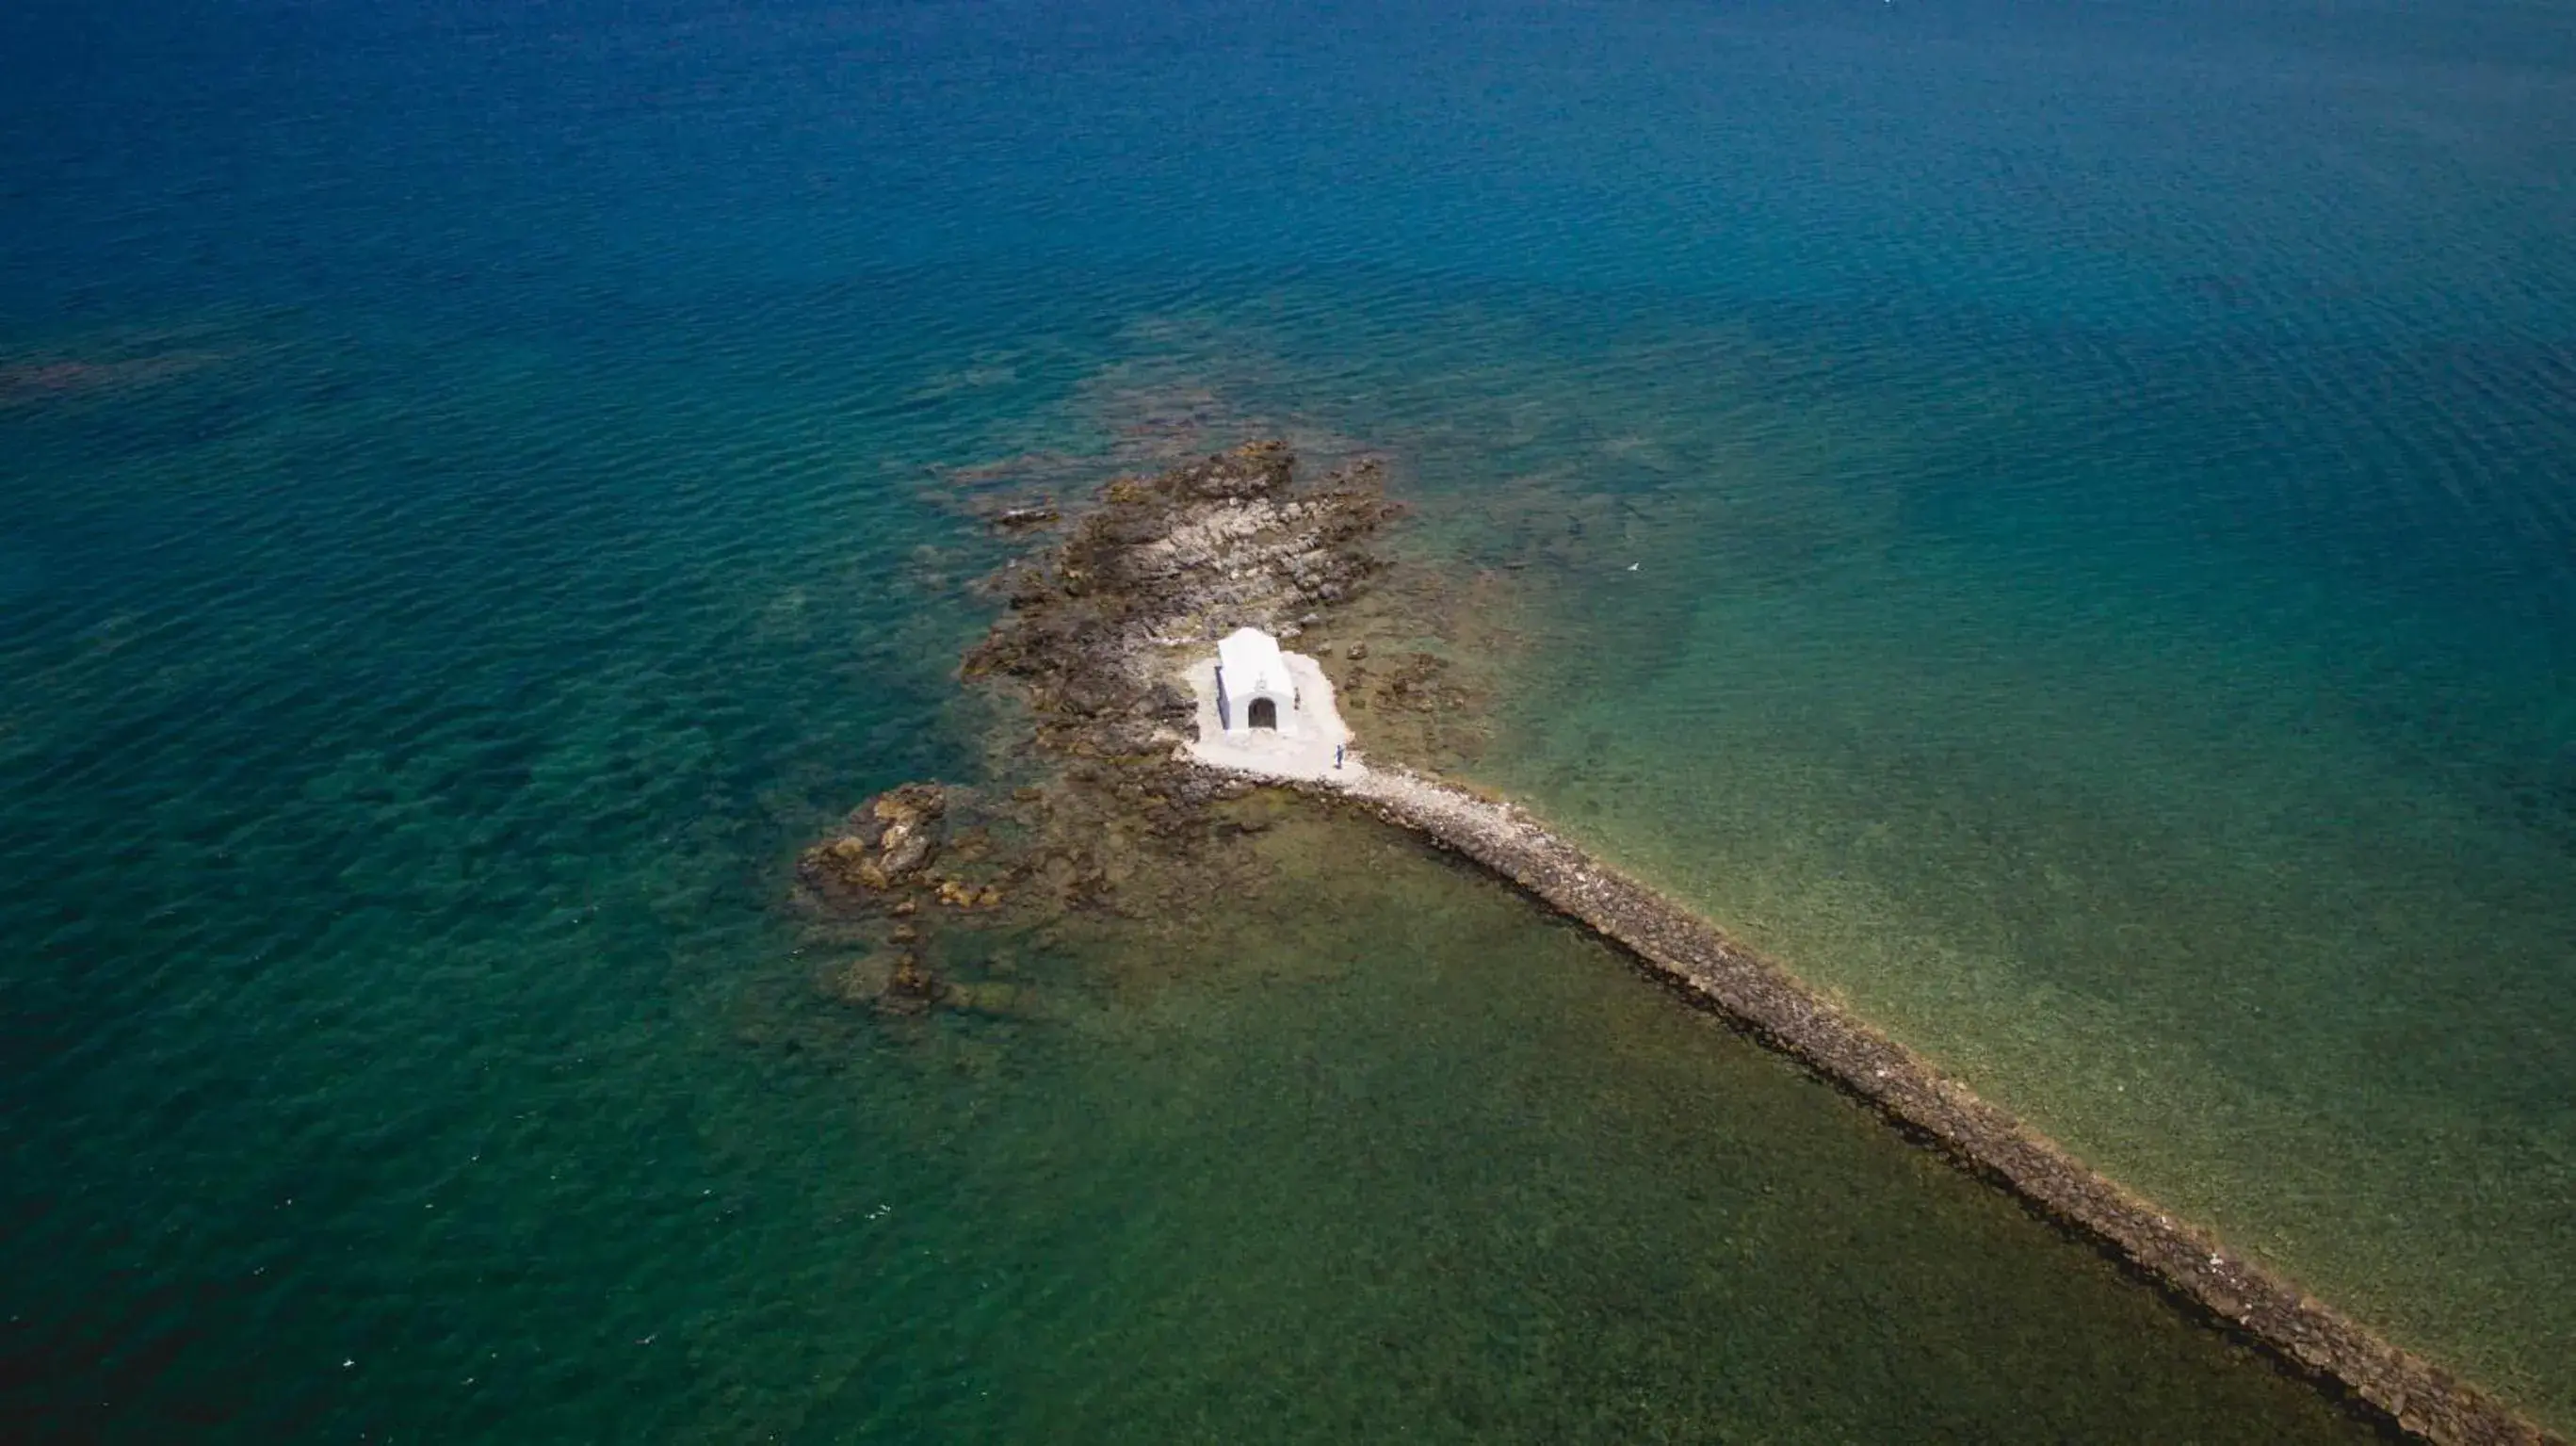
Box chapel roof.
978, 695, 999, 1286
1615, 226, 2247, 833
1217, 626, 1290, 697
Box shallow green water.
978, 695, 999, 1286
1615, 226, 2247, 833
1355, 314, 2576, 1419
765, 813, 2389, 1443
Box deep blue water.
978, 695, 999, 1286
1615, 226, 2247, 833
5, 0, 2572, 1437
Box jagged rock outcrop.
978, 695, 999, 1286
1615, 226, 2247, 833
964, 439, 1402, 760
800, 782, 949, 895
797, 441, 1407, 1018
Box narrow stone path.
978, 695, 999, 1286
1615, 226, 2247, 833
1185, 751, 2555, 1446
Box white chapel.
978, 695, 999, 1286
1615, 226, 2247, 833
1215, 626, 1300, 736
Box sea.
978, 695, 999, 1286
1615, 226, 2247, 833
3, 0, 2570, 1438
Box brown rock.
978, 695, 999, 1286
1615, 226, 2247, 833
878, 951, 944, 1015
877, 820, 933, 880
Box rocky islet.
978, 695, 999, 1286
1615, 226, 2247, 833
796, 440, 1427, 1013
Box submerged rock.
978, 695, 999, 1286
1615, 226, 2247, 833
799, 782, 950, 897
876, 950, 946, 1015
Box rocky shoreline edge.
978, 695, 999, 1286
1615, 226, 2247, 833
1258, 759, 2555, 1446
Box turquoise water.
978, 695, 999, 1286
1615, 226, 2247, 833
0, 308, 2394, 1441
6, 0, 2571, 1436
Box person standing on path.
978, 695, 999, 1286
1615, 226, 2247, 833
1335, 743, 1345, 770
